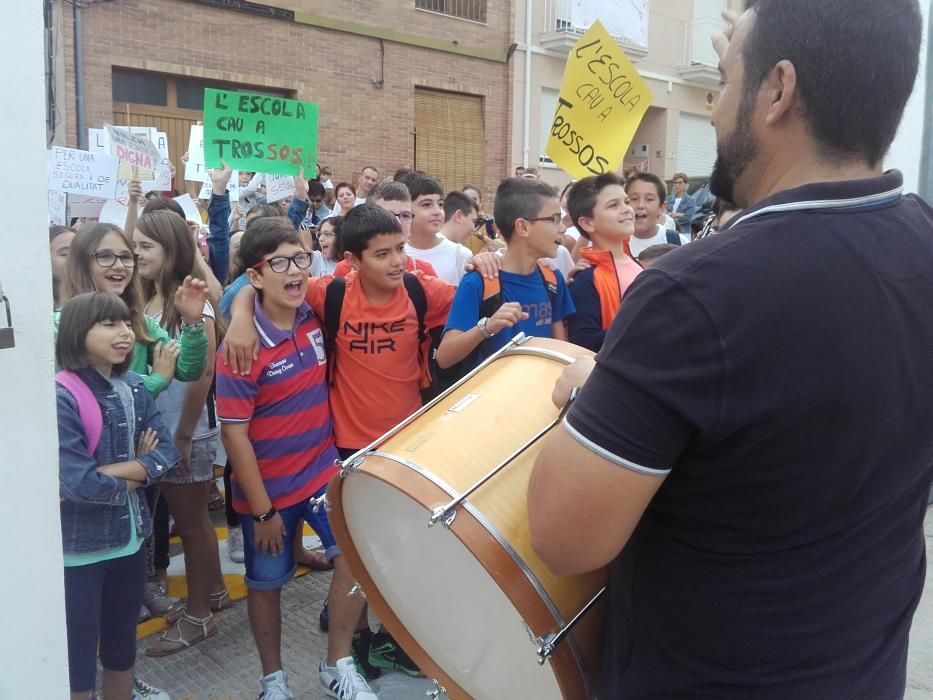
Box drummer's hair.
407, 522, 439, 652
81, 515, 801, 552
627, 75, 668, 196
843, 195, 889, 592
493, 178, 558, 241
341, 204, 403, 258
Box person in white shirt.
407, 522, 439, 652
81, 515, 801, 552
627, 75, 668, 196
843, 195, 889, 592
404, 175, 474, 286
625, 172, 683, 258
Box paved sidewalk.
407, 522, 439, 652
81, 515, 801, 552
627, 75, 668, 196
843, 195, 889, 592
137, 506, 933, 699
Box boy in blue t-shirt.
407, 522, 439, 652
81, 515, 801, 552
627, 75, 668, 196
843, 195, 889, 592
437, 177, 574, 369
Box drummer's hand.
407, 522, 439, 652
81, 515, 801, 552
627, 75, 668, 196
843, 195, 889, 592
552, 356, 596, 409
487, 302, 528, 335
253, 513, 286, 555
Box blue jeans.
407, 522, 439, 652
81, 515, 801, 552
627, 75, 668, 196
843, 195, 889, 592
240, 485, 339, 590
64, 546, 147, 692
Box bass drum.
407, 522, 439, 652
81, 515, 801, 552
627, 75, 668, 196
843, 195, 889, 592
327, 336, 606, 700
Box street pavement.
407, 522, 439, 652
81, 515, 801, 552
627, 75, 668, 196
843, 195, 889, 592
135, 505, 933, 699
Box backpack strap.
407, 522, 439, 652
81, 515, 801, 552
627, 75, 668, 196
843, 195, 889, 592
535, 262, 559, 305
323, 277, 347, 386
55, 371, 102, 456
403, 273, 427, 340
478, 272, 502, 320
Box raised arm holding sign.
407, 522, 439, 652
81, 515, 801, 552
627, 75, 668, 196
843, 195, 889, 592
203, 88, 318, 176
545, 20, 653, 180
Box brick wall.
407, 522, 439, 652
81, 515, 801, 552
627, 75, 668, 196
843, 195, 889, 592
61, 0, 514, 202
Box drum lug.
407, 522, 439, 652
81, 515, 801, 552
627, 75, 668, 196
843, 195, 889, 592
347, 583, 367, 599
429, 506, 456, 529
310, 493, 330, 514
426, 679, 448, 699
532, 586, 607, 665
337, 454, 364, 477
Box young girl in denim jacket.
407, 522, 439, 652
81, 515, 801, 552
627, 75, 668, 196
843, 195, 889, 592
56, 291, 179, 700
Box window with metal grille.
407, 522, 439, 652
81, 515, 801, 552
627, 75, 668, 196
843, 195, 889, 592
415, 0, 487, 23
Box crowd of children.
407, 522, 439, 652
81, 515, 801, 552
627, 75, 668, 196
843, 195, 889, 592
53, 155, 703, 699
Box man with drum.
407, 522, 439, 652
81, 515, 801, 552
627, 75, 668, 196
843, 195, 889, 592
529, 1, 933, 698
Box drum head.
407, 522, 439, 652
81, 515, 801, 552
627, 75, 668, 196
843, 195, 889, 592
342, 472, 565, 700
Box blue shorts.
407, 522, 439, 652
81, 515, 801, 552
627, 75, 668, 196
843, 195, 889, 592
240, 484, 339, 590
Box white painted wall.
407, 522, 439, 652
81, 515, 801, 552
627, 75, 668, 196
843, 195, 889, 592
886, 0, 931, 194
0, 3, 70, 698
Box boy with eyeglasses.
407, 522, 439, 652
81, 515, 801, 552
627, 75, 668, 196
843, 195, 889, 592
436, 178, 575, 371
217, 217, 376, 700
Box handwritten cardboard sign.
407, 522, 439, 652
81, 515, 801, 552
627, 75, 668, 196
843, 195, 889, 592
185, 124, 206, 182
48, 190, 67, 226
545, 21, 653, 179
265, 173, 296, 203
67, 195, 106, 218
104, 123, 160, 180
172, 194, 203, 224
47, 147, 119, 199
198, 170, 240, 202
135, 129, 172, 193
203, 88, 317, 176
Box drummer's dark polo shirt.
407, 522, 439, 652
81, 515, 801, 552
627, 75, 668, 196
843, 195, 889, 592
566, 171, 933, 699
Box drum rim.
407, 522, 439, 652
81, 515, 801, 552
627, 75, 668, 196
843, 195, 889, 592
329, 452, 594, 700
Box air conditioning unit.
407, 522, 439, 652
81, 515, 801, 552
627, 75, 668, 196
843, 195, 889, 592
631, 143, 651, 158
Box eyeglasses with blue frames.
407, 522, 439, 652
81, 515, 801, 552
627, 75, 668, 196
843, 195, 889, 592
251, 252, 313, 273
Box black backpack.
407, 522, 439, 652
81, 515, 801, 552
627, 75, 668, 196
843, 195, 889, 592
323, 273, 438, 403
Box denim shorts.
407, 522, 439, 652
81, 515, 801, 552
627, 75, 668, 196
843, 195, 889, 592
240, 484, 339, 590
163, 434, 218, 485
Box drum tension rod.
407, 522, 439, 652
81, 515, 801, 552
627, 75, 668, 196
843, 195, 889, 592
535, 586, 606, 665
428, 391, 578, 529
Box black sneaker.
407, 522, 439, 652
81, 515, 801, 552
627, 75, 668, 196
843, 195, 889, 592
368, 630, 422, 678
319, 600, 328, 632
351, 629, 381, 681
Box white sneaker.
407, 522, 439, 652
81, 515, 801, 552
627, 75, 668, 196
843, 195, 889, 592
132, 676, 171, 699
320, 657, 378, 699
228, 526, 245, 564
259, 669, 294, 700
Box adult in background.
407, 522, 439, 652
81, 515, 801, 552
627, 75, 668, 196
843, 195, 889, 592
529, 1, 933, 698
665, 171, 695, 235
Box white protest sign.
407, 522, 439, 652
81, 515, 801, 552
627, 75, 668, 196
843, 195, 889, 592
172, 194, 203, 224
98, 199, 142, 228
142, 130, 172, 193
104, 123, 160, 180
88, 128, 108, 154
265, 173, 295, 203
67, 195, 106, 218
48, 147, 119, 199
198, 169, 239, 202
185, 124, 206, 181
48, 190, 67, 226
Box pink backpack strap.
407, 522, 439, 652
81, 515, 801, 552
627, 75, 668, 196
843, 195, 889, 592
55, 371, 102, 456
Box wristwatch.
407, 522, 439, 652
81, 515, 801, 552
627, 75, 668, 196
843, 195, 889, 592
477, 317, 495, 339
253, 506, 277, 522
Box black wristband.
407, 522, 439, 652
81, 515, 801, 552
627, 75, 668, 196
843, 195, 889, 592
253, 506, 277, 522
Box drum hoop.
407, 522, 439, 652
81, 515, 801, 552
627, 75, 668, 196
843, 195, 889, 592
370, 449, 595, 700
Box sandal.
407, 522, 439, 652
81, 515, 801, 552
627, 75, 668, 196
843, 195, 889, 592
145, 611, 217, 657
164, 587, 234, 625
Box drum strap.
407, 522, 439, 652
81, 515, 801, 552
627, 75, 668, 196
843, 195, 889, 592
322, 274, 429, 388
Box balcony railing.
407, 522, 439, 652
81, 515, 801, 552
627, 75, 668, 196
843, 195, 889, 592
678, 15, 723, 87
540, 0, 649, 61
416, 0, 487, 23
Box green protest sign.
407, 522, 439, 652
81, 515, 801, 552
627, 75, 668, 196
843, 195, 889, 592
203, 88, 317, 176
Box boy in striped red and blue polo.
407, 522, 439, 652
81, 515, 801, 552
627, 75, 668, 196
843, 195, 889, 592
216, 296, 336, 514
216, 222, 376, 700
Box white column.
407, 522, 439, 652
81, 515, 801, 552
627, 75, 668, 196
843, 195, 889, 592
0, 2, 70, 697
885, 0, 931, 194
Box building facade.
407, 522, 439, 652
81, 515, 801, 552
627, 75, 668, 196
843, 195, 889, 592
50, 0, 514, 200
512, 0, 744, 189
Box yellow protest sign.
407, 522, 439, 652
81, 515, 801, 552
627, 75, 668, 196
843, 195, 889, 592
545, 20, 654, 179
